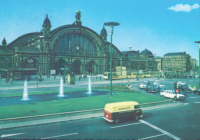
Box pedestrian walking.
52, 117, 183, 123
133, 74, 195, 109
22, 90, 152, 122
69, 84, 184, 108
79, 76, 81, 81
100, 76, 101, 80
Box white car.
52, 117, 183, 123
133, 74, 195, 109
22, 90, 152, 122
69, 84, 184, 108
154, 80, 160, 85
140, 83, 147, 89
160, 90, 186, 100
155, 82, 165, 88
177, 81, 185, 85
140, 81, 150, 89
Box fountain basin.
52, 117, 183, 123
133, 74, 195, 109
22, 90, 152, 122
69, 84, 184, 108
0, 90, 111, 106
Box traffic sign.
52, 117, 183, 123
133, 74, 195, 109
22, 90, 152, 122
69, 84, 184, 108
175, 89, 179, 93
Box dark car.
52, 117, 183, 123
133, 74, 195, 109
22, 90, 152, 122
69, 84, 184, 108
146, 85, 158, 93
178, 85, 193, 93
157, 86, 166, 92
178, 89, 188, 97
193, 89, 200, 95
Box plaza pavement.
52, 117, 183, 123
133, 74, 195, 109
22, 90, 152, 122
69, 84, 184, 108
0, 75, 161, 90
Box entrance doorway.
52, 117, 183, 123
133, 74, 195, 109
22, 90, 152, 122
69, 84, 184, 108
72, 60, 81, 74
87, 60, 95, 74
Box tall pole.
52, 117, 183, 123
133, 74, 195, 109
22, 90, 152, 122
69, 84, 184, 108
104, 22, 119, 96
121, 59, 122, 85
110, 33, 113, 96
199, 47, 200, 86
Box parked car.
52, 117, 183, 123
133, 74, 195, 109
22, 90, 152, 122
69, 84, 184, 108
177, 81, 185, 85
193, 89, 200, 95
155, 82, 165, 87
160, 90, 186, 100
140, 82, 147, 89
140, 81, 150, 89
178, 89, 188, 97
146, 85, 158, 93
178, 85, 193, 93
154, 80, 160, 85
157, 85, 166, 92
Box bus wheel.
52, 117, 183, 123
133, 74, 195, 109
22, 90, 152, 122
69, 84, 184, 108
135, 116, 139, 121
115, 119, 119, 123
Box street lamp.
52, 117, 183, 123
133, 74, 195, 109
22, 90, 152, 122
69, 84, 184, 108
129, 46, 132, 51
104, 22, 119, 96
119, 56, 123, 85
194, 41, 200, 86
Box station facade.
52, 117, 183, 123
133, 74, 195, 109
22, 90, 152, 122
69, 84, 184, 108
0, 11, 157, 79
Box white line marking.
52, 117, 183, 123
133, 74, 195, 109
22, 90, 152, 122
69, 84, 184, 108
41, 133, 78, 139
140, 120, 181, 140
189, 97, 198, 98
143, 103, 182, 111
184, 103, 189, 105
1, 133, 24, 138
139, 134, 165, 140
195, 102, 200, 103
110, 122, 142, 129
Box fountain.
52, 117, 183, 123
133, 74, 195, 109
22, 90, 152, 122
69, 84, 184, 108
22, 80, 29, 100
58, 77, 64, 97
88, 76, 92, 94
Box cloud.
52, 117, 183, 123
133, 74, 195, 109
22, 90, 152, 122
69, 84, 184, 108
168, 3, 199, 12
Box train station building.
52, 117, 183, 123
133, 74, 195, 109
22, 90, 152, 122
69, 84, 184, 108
0, 11, 158, 79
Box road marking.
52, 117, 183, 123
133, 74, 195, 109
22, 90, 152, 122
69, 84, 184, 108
1, 133, 24, 138
110, 122, 142, 129
143, 103, 182, 111
139, 134, 165, 140
189, 97, 198, 98
184, 103, 189, 105
40, 133, 78, 139
195, 102, 200, 103
140, 120, 181, 140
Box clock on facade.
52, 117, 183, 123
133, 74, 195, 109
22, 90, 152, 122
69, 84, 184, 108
28, 59, 33, 63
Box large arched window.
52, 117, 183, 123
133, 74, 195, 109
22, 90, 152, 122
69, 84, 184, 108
54, 34, 97, 55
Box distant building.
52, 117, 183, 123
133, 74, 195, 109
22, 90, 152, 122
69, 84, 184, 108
154, 56, 162, 71
191, 58, 197, 71
121, 49, 157, 71
162, 52, 192, 72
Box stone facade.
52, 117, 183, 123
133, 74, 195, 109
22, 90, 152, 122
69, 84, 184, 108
191, 58, 197, 71
162, 52, 192, 72
0, 11, 157, 79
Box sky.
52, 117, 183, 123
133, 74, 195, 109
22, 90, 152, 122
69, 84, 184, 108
0, 0, 200, 62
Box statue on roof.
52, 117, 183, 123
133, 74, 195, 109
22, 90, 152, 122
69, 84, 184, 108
75, 10, 81, 21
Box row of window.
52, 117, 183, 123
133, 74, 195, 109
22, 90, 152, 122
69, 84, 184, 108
54, 34, 97, 54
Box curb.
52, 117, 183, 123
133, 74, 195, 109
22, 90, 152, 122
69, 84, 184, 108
0, 113, 103, 130
0, 102, 182, 130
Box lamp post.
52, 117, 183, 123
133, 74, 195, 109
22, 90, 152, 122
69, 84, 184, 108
119, 56, 123, 85
129, 46, 132, 51
194, 41, 200, 86
104, 22, 119, 96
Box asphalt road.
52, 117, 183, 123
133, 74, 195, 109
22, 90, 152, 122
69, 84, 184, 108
0, 77, 199, 139
1, 97, 200, 139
